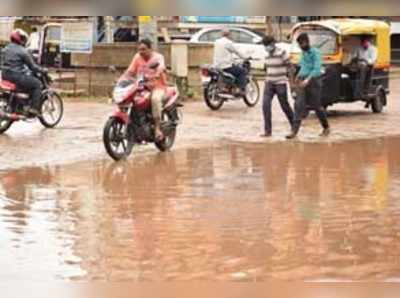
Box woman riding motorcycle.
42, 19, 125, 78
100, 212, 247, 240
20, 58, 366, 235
119, 38, 167, 141
1, 29, 47, 116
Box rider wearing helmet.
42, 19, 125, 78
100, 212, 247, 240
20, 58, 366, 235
2, 29, 46, 115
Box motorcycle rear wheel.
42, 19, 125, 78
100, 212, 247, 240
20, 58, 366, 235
103, 117, 134, 161
243, 78, 260, 107
204, 82, 224, 111
0, 118, 13, 134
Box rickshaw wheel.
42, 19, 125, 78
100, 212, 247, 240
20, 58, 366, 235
371, 90, 385, 114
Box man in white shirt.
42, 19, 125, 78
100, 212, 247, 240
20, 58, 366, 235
27, 27, 40, 53
213, 28, 248, 94
351, 37, 378, 97
352, 37, 378, 65
261, 35, 294, 137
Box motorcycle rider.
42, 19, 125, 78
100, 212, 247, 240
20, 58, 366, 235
2, 29, 47, 116
120, 38, 167, 140
213, 28, 248, 96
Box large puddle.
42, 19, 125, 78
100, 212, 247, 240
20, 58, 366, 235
1, 137, 400, 281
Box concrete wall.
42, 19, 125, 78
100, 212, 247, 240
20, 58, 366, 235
71, 43, 214, 97
72, 43, 172, 68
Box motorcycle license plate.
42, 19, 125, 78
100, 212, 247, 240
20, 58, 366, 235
201, 76, 211, 85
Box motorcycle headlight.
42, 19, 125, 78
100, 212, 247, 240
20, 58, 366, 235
113, 88, 127, 104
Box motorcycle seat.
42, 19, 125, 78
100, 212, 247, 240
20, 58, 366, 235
221, 72, 236, 80
0, 80, 17, 91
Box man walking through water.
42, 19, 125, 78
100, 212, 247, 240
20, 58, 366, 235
261, 35, 294, 137
286, 33, 330, 139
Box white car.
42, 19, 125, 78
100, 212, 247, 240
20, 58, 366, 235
190, 27, 291, 69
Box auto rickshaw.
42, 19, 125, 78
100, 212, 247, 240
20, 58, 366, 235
37, 23, 71, 68
290, 19, 390, 113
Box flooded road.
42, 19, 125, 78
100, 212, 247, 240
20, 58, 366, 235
1, 78, 400, 170
2, 81, 400, 282
1, 137, 400, 281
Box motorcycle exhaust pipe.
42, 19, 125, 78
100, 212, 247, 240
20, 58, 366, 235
0, 110, 26, 121
218, 93, 234, 99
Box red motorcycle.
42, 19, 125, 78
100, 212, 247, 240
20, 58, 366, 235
0, 70, 63, 134
103, 65, 182, 161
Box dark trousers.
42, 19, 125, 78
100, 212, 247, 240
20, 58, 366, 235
293, 78, 329, 133
224, 65, 247, 91
355, 63, 371, 98
2, 71, 42, 110
262, 82, 294, 134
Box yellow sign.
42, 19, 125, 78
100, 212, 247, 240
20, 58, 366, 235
138, 16, 153, 24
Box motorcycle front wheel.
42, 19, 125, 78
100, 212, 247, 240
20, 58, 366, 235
103, 117, 134, 161
0, 118, 13, 134
243, 78, 260, 107
39, 92, 64, 128
204, 82, 224, 111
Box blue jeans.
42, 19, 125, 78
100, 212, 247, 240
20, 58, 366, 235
224, 65, 247, 91
293, 78, 329, 133
262, 82, 294, 134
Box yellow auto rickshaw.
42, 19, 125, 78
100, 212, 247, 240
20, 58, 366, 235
291, 18, 390, 113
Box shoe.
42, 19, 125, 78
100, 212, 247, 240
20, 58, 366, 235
28, 108, 41, 116
320, 128, 331, 137
155, 128, 164, 142
286, 132, 298, 139
260, 132, 272, 138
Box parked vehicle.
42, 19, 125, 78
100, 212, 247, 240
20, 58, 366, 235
291, 18, 390, 113
191, 27, 291, 69
200, 58, 260, 110
0, 70, 64, 133
34, 23, 71, 68
103, 64, 183, 161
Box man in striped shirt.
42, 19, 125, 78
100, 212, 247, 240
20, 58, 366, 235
261, 36, 294, 137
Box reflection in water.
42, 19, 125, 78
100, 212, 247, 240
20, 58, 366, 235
1, 138, 400, 281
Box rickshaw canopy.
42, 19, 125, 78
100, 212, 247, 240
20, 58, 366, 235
292, 19, 390, 36
291, 18, 391, 68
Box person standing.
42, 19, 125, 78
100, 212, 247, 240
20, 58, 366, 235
286, 33, 330, 139
27, 27, 40, 53
260, 36, 294, 137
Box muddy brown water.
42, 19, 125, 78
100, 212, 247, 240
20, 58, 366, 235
1, 137, 400, 281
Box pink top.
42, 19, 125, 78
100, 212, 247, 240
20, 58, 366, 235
126, 52, 167, 89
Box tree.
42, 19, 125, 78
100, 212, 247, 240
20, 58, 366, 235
266, 16, 274, 36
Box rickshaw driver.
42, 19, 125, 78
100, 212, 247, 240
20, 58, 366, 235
350, 36, 378, 98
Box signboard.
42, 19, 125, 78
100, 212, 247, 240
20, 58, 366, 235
138, 16, 153, 24
0, 17, 15, 42
61, 22, 94, 54
180, 16, 266, 24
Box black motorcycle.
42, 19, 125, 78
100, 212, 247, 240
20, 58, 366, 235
200, 58, 260, 111
0, 70, 63, 134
